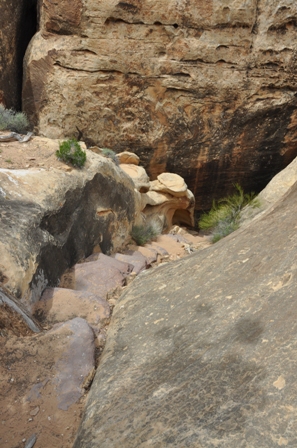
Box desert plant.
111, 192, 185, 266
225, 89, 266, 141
199, 184, 259, 243
56, 138, 86, 168
101, 148, 119, 165
0, 104, 30, 134
130, 219, 162, 246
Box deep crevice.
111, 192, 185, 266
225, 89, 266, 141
268, 18, 297, 33
17, 0, 38, 110
172, 72, 191, 78
105, 17, 144, 25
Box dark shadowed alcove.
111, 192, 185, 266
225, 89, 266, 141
0, 0, 37, 110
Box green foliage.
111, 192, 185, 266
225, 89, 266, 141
0, 104, 30, 134
199, 184, 259, 243
101, 148, 119, 165
130, 221, 161, 246
56, 138, 86, 168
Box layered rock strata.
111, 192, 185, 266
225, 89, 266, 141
23, 0, 297, 210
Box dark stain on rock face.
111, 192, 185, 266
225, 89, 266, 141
232, 317, 264, 344
117, 2, 138, 13
195, 303, 213, 316
29, 171, 135, 298
0, 0, 38, 109
162, 97, 297, 212
155, 325, 185, 340
79, 346, 266, 446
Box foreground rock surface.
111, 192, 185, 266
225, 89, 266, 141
24, 0, 297, 209
74, 182, 297, 447
0, 225, 207, 448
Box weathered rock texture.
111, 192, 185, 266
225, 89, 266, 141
0, 139, 136, 307
0, 0, 37, 109
74, 180, 297, 447
121, 163, 195, 228
23, 0, 297, 210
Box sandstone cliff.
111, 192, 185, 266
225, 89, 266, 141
23, 0, 297, 210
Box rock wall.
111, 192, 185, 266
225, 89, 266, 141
23, 0, 297, 210
0, 0, 37, 109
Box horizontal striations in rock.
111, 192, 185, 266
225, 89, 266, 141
23, 0, 297, 210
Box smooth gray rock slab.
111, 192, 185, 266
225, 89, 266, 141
74, 253, 133, 298
74, 182, 297, 447
51, 317, 95, 411
113, 251, 147, 275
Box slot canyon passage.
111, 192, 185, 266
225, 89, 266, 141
1, 0, 297, 447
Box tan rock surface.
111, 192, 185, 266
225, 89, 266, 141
120, 163, 150, 192
142, 189, 195, 228
117, 151, 140, 165
120, 161, 195, 228
33, 287, 111, 333
154, 172, 188, 197
23, 0, 297, 210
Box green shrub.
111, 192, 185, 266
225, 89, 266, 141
56, 138, 86, 168
101, 148, 119, 165
0, 104, 30, 134
199, 184, 259, 243
130, 221, 161, 246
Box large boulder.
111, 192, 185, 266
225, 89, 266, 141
23, 0, 297, 210
74, 180, 297, 447
0, 137, 136, 308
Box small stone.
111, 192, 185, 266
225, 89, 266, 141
30, 406, 39, 416
273, 375, 286, 390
